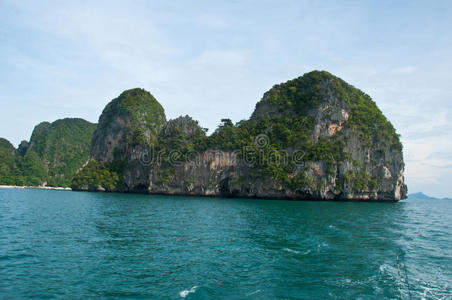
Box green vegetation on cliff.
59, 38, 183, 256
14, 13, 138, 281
0, 118, 96, 187
157, 115, 208, 154
0, 138, 18, 185
252, 71, 402, 150
26, 118, 97, 187
71, 160, 122, 191
15, 152, 47, 186
93, 88, 166, 150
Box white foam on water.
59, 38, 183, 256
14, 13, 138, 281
379, 263, 389, 274
179, 286, 198, 298
379, 263, 397, 278
316, 242, 329, 252
419, 285, 447, 300
246, 289, 261, 296
282, 247, 300, 254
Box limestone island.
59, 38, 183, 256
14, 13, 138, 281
70, 71, 407, 201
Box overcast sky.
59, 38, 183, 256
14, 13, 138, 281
1, 0, 451, 197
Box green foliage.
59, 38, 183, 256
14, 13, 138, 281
95, 88, 166, 148
25, 122, 51, 157
26, 118, 97, 187
71, 160, 122, 191
71, 145, 128, 191
185, 177, 196, 184
128, 127, 147, 147
0, 138, 47, 186
343, 169, 377, 191
286, 171, 314, 191
15, 152, 47, 186
208, 122, 251, 150
157, 116, 209, 155
155, 167, 175, 184
209, 114, 309, 150
256, 71, 335, 116
220, 118, 233, 127
0, 138, 18, 185
0, 118, 96, 187
254, 70, 402, 151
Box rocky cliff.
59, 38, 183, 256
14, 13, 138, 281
73, 88, 166, 192
72, 71, 407, 201
0, 118, 96, 187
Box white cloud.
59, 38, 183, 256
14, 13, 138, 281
190, 50, 248, 70
391, 66, 417, 74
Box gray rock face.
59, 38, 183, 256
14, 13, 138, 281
148, 143, 406, 201
90, 88, 166, 191
149, 150, 239, 196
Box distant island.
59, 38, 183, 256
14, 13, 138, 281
408, 192, 452, 200
0, 71, 407, 201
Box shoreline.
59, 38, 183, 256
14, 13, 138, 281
72, 186, 401, 202
0, 185, 404, 201
0, 185, 72, 191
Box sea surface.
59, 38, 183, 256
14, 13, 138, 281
0, 189, 451, 299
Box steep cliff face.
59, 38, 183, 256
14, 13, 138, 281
149, 150, 240, 196
91, 88, 166, 162
81, 88, 166, 192
73, 71, 407, 201
149, 116, 223, 195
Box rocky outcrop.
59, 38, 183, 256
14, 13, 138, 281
0, 118, 96, 187
91, 88, 166, 161
73, 71, 407, 201
89, 88, 166, 192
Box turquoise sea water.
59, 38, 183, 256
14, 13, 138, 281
0, 189, 451, 299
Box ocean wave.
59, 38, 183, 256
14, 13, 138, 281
282, 247, 312, 255
282, 248, 300, 254
179, 286, 198, 298
246, 289, 261, 296
316, 242, 329, 252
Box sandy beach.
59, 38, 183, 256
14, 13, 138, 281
0, 185, 71, 191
